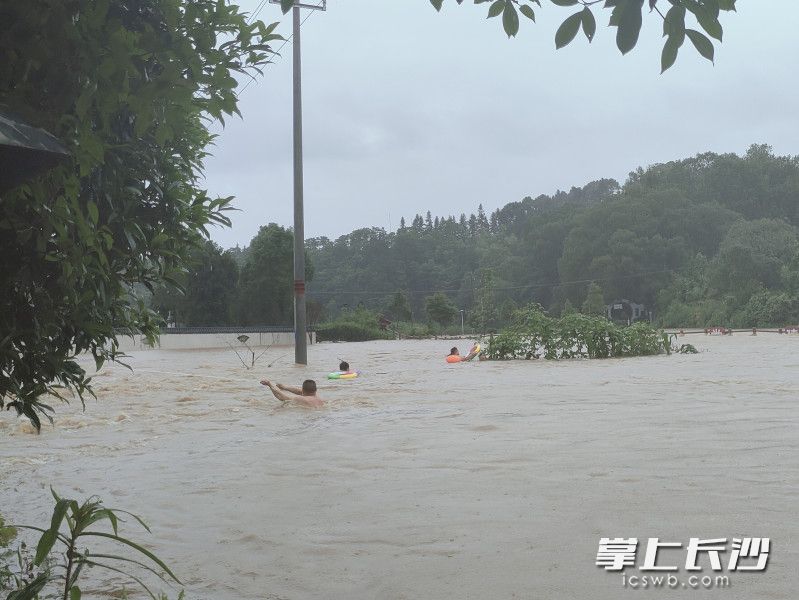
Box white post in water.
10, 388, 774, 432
272, 0, 326, 365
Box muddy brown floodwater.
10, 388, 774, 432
2, 336, 798, 599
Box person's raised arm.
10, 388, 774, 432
277, 383, 304, 395
260, 380, 292, 402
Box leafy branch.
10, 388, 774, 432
422, 0, 737, 71
0, 1, 281, 430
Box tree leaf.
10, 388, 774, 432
502, 2, 520, 37
87, 201, 99, 225
696, 10, 723, 41
519, 4, 536, 21
704, 0, 721, 20
686, 28, 714, 62
74, 560, 159, 600
487, 0, 505, 19
81, 531, 182, 583
662, 4, 685, 37
661, 34, 680, 73
49, 497, 71, 532
5, 573, 50, 600
34, 497, 71, 565
615, 0, 644, 55
555, 11, 582, 49
81, 553, 171, 583
34, 529, 58, 566
581, 7, 596, 42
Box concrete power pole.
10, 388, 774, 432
271, 0, 325, 365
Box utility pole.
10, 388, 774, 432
291, 3, 307, 365
270, 0, 326, 365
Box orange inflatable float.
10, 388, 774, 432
445, 343, 480, 363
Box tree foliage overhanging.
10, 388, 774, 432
423, 0, 737, 73
276, 0, 738, 72
0, 1, 279, 429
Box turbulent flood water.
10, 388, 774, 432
2, 336, 798, 599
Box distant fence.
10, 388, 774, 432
115, 326, 316, 351
160, 325, 308, 334
665, 327, 799, 336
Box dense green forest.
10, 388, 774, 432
153, 145, 799, 330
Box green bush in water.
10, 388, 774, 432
675, 343, 699, 354
485, 304, 670, 360
316, 308, 393, 342
316, 322, 393, 342
393, 322, 434, 339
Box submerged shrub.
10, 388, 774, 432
675, 343, 699, 354
316, 323, 392, 342
485, 304, 670, 360
316, 308, 393, 342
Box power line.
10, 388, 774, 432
248, 0, 269, 23
237, 3, 320, 97
306, 268, 681, 298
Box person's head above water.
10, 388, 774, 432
302, 379, 317, 395
449, 347, 459, 355
339, 361, 349, 371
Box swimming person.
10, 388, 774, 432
260, 379, 325, 408
447, 344, 481, 363
445, 347, 462, 363
328, 361, 359, 380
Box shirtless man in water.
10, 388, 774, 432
260, 379, 324, 408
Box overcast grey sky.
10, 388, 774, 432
204, 0, 799, 249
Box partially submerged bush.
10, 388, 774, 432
316, 308, 393, 342
316, 322, 392, 342
675, 343, 699, 354
392, 322, 433, 339
485, 305, 670, 360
